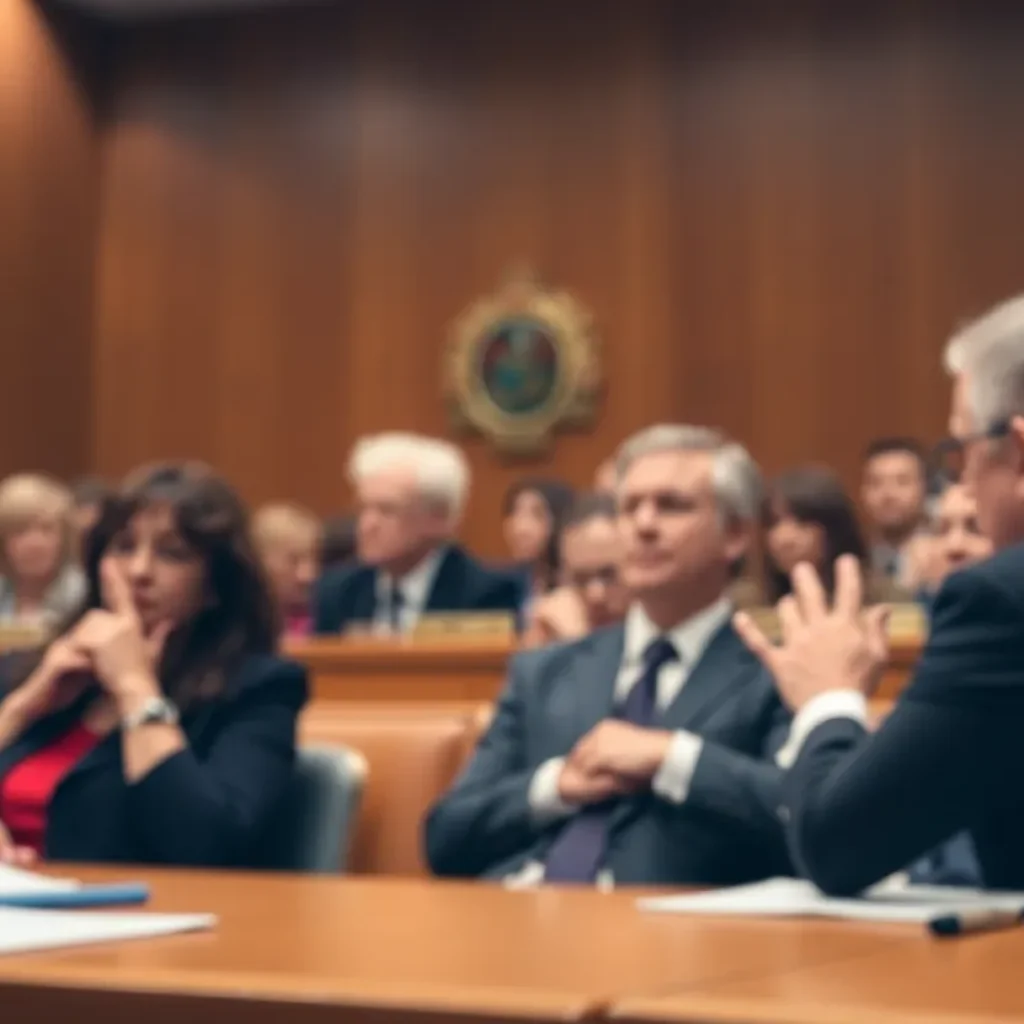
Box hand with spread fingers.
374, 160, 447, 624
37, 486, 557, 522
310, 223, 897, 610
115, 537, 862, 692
733, 554, 890, 711
70, 559, 173, 702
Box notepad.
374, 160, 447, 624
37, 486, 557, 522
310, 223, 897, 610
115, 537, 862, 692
0, 865, 149, 909
638, 877, 1024, 924
0, 906, 215, 956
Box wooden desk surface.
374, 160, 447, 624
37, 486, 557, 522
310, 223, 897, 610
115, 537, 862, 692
1, 867, 922, 1024
612, 926, 1024, 1024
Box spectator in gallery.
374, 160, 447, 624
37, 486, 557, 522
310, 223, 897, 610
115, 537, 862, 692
860, 437, 929, 588
0, 462, 307, 866
502, 477, 575, 604
523, 492, 628, 647
762, 466, 907, 606
314, 433, 522, 636
253, 503, 322, 641
0, 474, 85, 632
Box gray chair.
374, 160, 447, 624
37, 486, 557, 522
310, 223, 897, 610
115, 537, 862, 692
256, 744, 368, 874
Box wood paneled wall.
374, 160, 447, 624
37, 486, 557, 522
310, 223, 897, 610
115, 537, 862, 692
0, 1, 100, 480
90, 0, 1024, 554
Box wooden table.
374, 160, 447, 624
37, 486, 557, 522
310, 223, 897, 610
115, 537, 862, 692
289, 636, 923, 707
0, 867, 924, 1024
287, 638, 515, 704
612, 926, 1024, 1024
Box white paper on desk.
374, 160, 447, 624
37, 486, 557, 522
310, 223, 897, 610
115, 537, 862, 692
638, 877, 1024, 924
0, 906, 215, 956
0, 864, 79, 897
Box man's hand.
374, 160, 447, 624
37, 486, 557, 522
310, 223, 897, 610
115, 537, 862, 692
531, 587, 590, 642
733, 555, 890, 711
556, 759, 634, 805
569, 720, 673, 782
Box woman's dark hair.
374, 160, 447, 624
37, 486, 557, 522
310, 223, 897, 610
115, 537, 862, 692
70, 475, 114, 509
18, 463, 280, 712
502, 478, 576, 591
763, 466, 867, 602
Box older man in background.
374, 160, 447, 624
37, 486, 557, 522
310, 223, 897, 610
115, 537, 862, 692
314, 432, 521, 635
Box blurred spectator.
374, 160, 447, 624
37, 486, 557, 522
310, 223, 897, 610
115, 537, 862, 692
502, 478, 575, 603
252, 504, 322, 640
860, 437, 928, 588
0, 474, 85, 629
523, 492, 627, 647
763, 466, 905, 604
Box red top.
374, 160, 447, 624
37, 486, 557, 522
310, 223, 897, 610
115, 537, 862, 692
0, 724, 102, 856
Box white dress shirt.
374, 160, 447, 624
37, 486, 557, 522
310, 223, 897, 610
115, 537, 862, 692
372, 548, 444, 635
508, 596, 734, 889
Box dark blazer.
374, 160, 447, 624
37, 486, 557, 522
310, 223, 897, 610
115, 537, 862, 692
313, 545, 523, 635
424, 621, 792, 886
784, 542, 1024, 896
0, 655, 308, 867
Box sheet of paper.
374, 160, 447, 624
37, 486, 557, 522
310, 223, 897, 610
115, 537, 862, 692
638, 877, 1024, 924
0, 864, 79, 896
0, 907, 215, 956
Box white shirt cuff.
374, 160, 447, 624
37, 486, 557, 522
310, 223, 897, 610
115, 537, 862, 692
652, 730, 704, 804
527, 757, 578, 822
775, 690, 869, 769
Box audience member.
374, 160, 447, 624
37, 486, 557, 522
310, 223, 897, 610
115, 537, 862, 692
523, 492, 627, 647
736, 294, 1024, 894
426, 424, 791, 887
253, 504, 322, 640
763, 466, 905, 604
314, 433, 521, 635
0, 474, 85, 631
319, 515, 357, 572
0, 462, 307, 866
69, 476, 113, 550
860, 437, 928, 587
502, 478, 575, 602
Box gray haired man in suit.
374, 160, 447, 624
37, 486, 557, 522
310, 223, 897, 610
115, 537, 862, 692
425, 425, 792, 887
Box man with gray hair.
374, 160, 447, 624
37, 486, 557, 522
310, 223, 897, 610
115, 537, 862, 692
426, 424, 792, 886
314, 432, 522, 634
736, 293, 1024, 895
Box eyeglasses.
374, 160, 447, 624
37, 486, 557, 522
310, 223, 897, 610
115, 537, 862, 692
930, 420, 1011, 484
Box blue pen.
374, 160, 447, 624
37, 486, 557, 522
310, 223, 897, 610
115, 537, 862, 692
0, 883, 150, 910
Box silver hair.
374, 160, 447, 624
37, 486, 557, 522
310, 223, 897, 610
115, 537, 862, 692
347, 432, 470, 521
614, 424, 763, 523
945, 294, 1024, 428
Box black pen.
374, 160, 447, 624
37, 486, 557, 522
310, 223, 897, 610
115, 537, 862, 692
928, 907, 1023, 938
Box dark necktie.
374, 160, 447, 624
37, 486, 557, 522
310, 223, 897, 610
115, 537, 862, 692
543, 636, 679, 884
389, 585, 405, 633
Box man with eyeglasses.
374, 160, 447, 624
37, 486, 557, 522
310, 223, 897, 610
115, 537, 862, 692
736, 294, 1024, 895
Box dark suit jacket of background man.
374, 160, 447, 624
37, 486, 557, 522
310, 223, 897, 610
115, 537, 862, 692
424, 622, 793, 885
313, 544, 523, 634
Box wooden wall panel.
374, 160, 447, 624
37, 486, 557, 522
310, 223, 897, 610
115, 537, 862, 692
92, 0, 1024, 555
0, 1, 100, 479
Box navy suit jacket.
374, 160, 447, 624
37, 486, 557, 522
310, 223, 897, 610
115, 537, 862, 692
424, 622, 792, 885
0, 654, 308, 867
313, 545, 523, 635
785, 542, 1024, 895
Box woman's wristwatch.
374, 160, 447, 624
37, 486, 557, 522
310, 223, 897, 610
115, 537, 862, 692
122, 696, 180, 731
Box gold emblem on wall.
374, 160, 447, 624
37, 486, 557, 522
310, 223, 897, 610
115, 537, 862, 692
444, 266, 601, 455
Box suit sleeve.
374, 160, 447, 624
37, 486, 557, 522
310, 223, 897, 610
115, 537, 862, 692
662, 679, 792, 872
127, 663, 308, 866
785, 571, 1024, 895
423, 655, 548, 877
